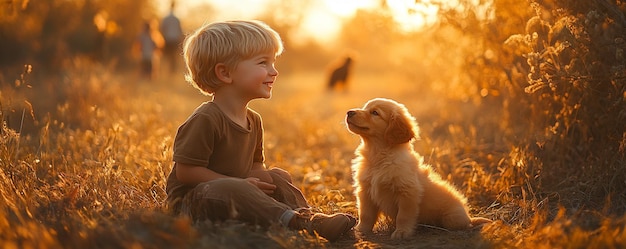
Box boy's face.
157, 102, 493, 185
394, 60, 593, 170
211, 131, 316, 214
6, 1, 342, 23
229, 51, 279, 100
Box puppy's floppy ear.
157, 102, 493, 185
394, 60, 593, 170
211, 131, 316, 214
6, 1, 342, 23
384, 112, 416, 145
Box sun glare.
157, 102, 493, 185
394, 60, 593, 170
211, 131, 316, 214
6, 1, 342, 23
323, 0, 378, 17
386, 0, 439, 32
158, 0, 438, 44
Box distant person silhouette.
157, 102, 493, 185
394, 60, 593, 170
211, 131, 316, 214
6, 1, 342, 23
138, 21, 157, 80
160, 1, 184, 73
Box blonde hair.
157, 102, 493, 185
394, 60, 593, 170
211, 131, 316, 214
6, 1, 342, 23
182, 20, 284, 95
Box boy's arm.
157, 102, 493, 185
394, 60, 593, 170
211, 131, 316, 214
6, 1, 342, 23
175, 162, 229, 184
177, 162, 276, 194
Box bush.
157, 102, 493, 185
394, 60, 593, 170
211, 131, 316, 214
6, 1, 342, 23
440, 0, 626, 212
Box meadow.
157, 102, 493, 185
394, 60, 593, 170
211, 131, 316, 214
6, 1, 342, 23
1, 0, 626, 248
0, 56, 623, 248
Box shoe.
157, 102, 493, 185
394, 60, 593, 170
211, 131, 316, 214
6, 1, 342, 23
292, 212, 357, 241
294, 207, 318, 216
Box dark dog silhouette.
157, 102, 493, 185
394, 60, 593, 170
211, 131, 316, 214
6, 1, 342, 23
328, 56, 353, 91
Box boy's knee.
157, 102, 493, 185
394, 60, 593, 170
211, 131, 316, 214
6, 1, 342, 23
190, 178, 256, 200
208, 178, 256, 193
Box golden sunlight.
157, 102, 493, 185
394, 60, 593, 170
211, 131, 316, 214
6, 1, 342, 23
157, 0, 438, 44
386, 0, 439, 32
322, 0, 379, 17
4, 0, 626, 247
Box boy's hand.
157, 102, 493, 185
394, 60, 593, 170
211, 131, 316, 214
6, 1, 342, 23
246, 177, 276, 194
249, 163, 273, 183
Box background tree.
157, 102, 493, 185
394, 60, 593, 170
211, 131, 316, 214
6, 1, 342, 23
0, 0, 154, 71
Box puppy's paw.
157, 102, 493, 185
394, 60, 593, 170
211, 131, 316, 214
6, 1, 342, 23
391, 228, 414, 239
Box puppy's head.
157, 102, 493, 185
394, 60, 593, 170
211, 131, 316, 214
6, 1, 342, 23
346, 98, 419, 145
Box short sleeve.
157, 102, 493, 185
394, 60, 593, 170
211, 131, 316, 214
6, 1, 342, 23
252, 112, 265, 164
173, 113, 217, 166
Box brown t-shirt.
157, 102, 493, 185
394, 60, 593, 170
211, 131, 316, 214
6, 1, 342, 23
165, 102, 264, 211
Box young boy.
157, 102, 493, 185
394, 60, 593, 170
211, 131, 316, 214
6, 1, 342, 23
165, 20, 356, 241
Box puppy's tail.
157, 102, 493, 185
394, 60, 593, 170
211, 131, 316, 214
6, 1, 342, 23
469, 217, 493, 229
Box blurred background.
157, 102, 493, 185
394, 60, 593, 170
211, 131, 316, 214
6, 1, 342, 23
0, 0, 448, 74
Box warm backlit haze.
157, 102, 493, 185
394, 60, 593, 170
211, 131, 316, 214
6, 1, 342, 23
1, 0, 625, 248
156, 0, 438, 45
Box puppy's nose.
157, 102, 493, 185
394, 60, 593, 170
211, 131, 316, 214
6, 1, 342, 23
347, 110, 356, 117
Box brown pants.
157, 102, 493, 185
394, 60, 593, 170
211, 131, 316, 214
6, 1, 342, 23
179, 170, 309, 227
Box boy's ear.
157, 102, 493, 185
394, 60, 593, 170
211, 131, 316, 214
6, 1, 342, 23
215, 63, 232, 83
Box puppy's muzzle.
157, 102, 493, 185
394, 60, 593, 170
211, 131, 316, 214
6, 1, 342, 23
347, 110, 357, 118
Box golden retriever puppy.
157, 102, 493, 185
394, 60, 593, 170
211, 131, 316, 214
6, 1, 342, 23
346, 98, 491, 239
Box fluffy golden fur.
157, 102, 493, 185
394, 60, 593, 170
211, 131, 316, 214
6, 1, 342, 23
346, 98, 491, 239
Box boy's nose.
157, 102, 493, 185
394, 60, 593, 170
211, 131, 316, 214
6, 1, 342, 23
347, 110, 356, 117
270, 66, 279, 76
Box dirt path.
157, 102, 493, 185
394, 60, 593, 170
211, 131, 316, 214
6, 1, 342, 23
330, 227, 491, 249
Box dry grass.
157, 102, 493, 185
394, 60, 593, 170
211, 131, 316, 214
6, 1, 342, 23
0, 57, 624, 249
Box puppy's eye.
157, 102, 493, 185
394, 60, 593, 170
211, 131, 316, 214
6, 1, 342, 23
371, 110, 379, 116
